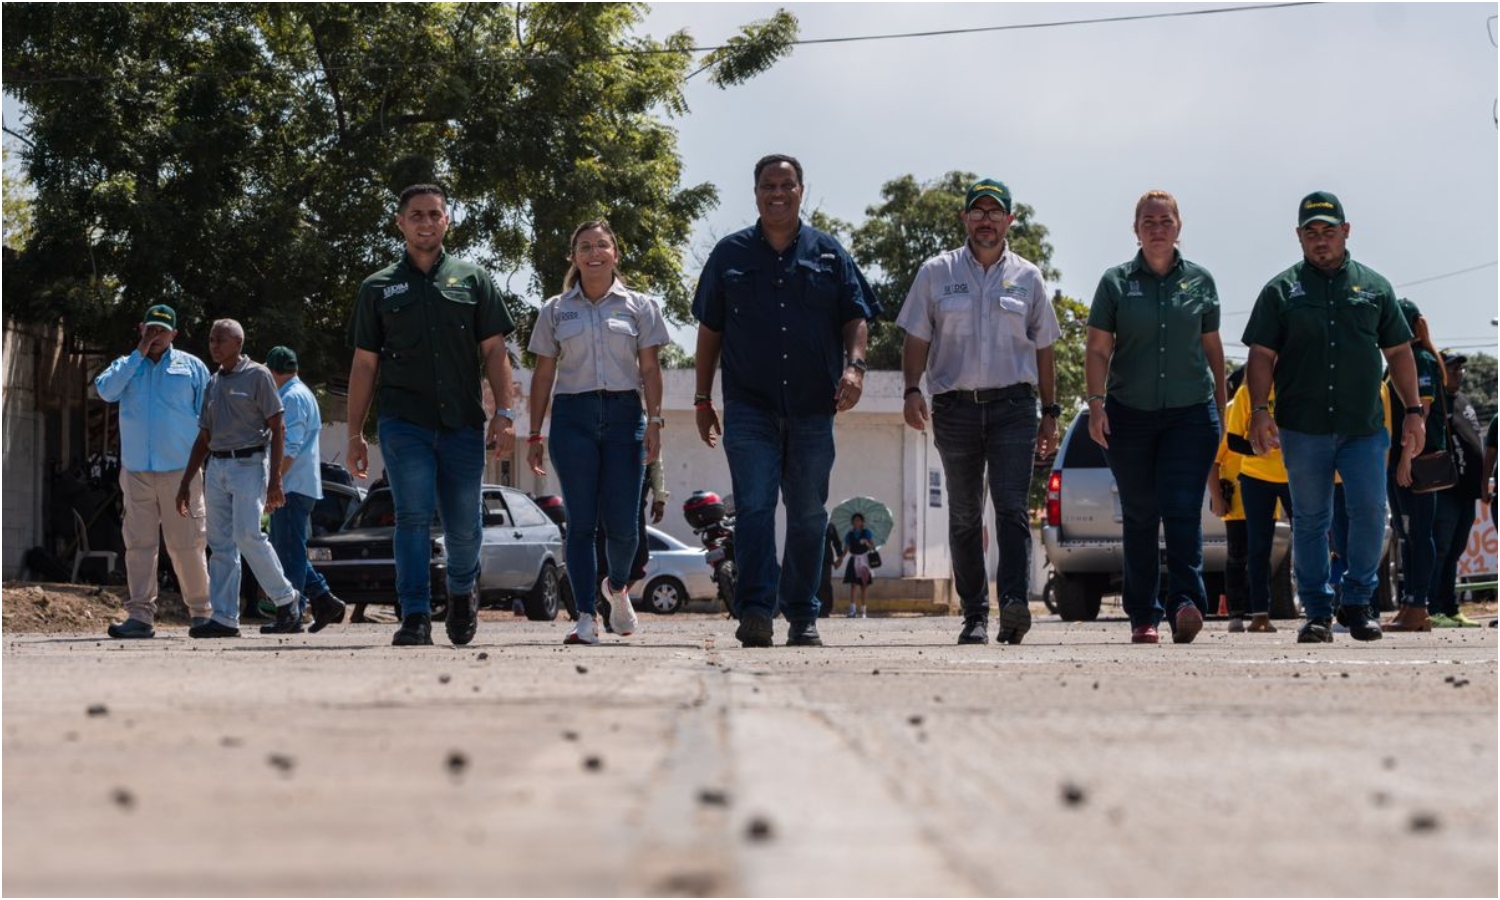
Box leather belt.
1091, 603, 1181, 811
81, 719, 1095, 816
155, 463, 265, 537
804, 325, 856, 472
209, 446, 265, 459
935, 384, 1035, 404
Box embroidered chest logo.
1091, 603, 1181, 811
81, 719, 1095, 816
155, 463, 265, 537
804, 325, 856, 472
1288, 281, 1305, 299
1002, 280, 1029, 299
1126, 281, 1143, 297
942, 283, 971, 296
556, 310, 580, 322
383, 283, 410, 300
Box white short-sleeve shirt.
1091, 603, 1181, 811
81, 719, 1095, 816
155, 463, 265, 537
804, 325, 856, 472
528, 280, 671, 395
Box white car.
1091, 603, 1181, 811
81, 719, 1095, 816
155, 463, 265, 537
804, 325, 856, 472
631, 526, 717, 614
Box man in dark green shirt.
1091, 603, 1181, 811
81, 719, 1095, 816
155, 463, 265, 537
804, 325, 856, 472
345, 184, 516, 648
1243, 191, 1424, 644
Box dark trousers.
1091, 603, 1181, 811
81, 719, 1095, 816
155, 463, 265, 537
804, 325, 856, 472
1224, 518, 1249, 617
1239, 475, 1294, 616
1388, 478, 1437, 609
1430, 491, 1478, 616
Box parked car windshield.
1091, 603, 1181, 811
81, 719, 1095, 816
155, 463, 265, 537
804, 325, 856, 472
348, 489, 439, 529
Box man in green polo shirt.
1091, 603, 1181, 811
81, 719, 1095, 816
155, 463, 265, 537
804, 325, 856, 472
345, 183, 516, 648
1243, 191, 1424, 644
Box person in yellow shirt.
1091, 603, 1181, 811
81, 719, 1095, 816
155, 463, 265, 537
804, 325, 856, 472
1210, 370, 1250, 631
1225, 377, 1291, 632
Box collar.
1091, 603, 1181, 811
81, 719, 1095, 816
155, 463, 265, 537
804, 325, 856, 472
752, 219, 804, 254
276, 375, 302, 395
1126, 249, 1184, 278
562, 278, 629, 306
398, 248, 448, 275
219, 355, 252, 375
1300, 252, 1351, 281
960, 241, 1011, 272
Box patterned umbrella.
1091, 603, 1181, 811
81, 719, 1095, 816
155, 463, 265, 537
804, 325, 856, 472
829, 496, 894, 547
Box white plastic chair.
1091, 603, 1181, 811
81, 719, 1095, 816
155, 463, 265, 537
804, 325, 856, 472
71, 509, 118, 583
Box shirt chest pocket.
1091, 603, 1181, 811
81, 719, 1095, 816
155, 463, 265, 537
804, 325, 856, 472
604, 316, 640, 359
378, 293, 423, 356
935, 294, 974, 332
554, 319, 589, 359
437, 287, 478, 333
796, 259, 838, 309
725, 269, 760, 321
1343, 295, 1380, 331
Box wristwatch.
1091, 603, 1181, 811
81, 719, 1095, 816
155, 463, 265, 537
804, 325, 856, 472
1404, 405, 1424, 416
848, 358, 869, 374
1041, 403, 1063, 419
494, 408, 515, 420
647, 416, 666, 427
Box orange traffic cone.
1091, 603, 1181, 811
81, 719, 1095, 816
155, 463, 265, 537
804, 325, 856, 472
1217, 594, 1228, 616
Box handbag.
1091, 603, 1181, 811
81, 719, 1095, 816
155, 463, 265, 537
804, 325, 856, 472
1409, 450, 1457, 494
866, 548, 882, 569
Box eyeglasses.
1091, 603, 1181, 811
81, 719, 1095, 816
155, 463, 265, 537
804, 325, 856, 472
574, 241, 615, 255
964, 208, 1010, 223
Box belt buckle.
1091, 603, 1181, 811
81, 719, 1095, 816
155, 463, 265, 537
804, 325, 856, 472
971, 389, 990, 404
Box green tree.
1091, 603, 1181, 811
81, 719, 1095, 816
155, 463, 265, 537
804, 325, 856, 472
2, 3, 796, 381
2, 147, 34, 252
848, 171, 1062, 371
1463, 352, 1496, 425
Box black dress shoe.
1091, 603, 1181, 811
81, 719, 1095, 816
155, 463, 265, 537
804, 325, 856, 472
1336, 605, 1383, 642
189, 619, 242, 639
785, 621, 823, 647
957, 616, 989, 645
260, 601, 305, 634
998, 599, 1032, 645
1297, 616, 1333, 644
308, 592, 347, 634
392, 613, 433, 646
735, 611, 773, 648
107, 618, 155, 639
446, 591, 479, 646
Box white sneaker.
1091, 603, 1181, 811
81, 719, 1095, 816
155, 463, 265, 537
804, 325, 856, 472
845, 605, 857, 618
565, 614, 599, 645
602, 579, 639, 637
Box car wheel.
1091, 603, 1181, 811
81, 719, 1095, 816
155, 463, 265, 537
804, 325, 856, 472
1053, 574, 1102, 622
430, 596, 449, 623
1374, 543, 1397, 613
1269, 555, 1299, 619
1041, 575, 1058, 615
643, 576, 685, 615
522, 562, 560, 621
558, 574, 578, 621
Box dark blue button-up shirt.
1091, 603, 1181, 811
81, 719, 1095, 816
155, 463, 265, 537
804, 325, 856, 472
692, 222, 878, 416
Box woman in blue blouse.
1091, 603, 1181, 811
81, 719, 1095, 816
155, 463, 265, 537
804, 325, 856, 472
842, 513, 875, 618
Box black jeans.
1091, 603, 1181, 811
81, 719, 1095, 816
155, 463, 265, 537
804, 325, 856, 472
1239, 475, 1294, 616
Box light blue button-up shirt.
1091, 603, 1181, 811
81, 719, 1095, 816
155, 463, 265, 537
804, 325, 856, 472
93, 346, 210, 473
277, 375, 323, 500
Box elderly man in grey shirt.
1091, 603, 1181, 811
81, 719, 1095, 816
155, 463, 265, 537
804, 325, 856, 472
896, 178, 1061, 647
175, 319, 306, 638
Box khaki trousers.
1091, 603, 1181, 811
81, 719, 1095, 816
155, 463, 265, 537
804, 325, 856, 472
119, 468, 211, 622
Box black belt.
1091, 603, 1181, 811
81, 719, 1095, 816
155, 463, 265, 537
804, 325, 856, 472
210, 446, 265, 459
562, 389, 638, 398
935, 384, 1035, 404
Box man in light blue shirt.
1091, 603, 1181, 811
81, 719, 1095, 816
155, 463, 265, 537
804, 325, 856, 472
94, 304, 213, 638
266, 346, 346, 632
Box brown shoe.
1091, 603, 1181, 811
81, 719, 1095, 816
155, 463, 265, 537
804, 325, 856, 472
1385, 606, 1431, 632
1247, 614, 1277, 633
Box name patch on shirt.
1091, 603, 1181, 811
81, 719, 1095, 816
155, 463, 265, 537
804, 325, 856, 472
1002, 280, 1029, 299
383, 283, 410, 300
942, 283, 971, 296
1288, 281, 1306, 299
556, 310, 580, 322
1126, 281, 1144, 297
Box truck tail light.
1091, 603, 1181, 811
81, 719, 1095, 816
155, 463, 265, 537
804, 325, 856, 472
1046, 470, 1062, 527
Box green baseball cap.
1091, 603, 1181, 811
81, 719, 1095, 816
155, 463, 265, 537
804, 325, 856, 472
1297, 191, 1345, 228
265, 346, 299, 373
965, 179, 1013, 214
1397, 298, 1421, 330
141, 304, 177, 331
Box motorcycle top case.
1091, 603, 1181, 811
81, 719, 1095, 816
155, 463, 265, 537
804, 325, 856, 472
683, 491, 727, 530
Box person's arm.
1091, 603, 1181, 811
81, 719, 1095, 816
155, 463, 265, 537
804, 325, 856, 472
345, 348, 380, 479
1245, 344, 1280, 456
175, 429, 212, 516
481, 333, 515, 459
1084, 326, 1114, 449
640, 344, 664, 465
1383, 343, 1425, 459
527, 354, 557, 477
694, 326, 723, 448
902, 335, 931, 432
280, 393, 306, 478
93, 351, 145, 402
1035, 344, 1058, 457
834, 317, 869, 413
1483, 422, 1498, 506
265, 412, 286, 512
1202, 331, 1228, 422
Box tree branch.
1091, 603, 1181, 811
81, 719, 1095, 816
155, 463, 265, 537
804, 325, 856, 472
303, 13, 349, 143
2, 126, 37, 152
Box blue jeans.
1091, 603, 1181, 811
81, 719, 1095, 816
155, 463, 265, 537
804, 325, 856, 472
1239, 475, 1294, 615
722, 403, 836, 623
1429, 492, 1477, 616
378, 416, 485, 616
204, 453, 298, 626
1280, 428, 1390, 618
1103, 399, 1219, 628
269, 491, 332, 608
548, 391, 645, 616
930, 390, 1038, 618
1388, 477, 1437, 610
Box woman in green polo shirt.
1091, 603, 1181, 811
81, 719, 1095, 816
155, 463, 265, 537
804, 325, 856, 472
1085, 190, 1228, 645
1383, 299, 1448, 633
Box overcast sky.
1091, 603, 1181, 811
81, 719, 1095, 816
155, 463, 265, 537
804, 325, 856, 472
643, 1, 1499, 360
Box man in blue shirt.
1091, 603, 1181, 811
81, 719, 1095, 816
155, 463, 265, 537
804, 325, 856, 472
692, 154, 879, 648
265, 346, 346, 633
94, 304, 212, 638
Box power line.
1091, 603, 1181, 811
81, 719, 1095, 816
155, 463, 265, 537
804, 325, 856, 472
4, 3, 1320, 87
1394, 261, 1498, 288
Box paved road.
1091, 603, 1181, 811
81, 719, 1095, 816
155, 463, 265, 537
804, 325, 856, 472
4, 613, 1495, 897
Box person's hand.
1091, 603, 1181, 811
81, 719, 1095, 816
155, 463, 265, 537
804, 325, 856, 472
1209, 482, 1230, 518
903, 392, 929, 432
1401, 413, 1425, 459
265, 480, 285, 513
650, 500, 665, 524
1036, 415, 1060, 458
135, 326, 159, 357
1087, 402, 1110, 449
175, 483, 192, 518
1396, 454, 1413, 488
696, 405, 721, 448
1248, 409, 1280, 456
488, 415, 515, 459
347, 435, 369, 480
527, 439, 547, 477
835, 368, 863, 413
645, 421, 661, 464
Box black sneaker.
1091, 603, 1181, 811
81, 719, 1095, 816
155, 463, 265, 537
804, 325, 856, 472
308, 592, 347, 634
107, 618, 155, 639
735, 611, 773, 648
957, 616, 989, 645
260, 600, 305, 635
785, 621, 823, 647
1297, 616, 1333, 644
189, 619, 242, 639
998, 599, 1033, 645
392, 613, 434, 647
1335, 605, 1383, 642
445, 591, 479, 646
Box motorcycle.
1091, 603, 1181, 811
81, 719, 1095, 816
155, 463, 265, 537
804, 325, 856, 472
683, 490, 737, 618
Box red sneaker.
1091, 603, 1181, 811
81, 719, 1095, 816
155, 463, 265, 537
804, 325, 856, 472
1131, 625, 1160, 644
1173, 603, 1204, 644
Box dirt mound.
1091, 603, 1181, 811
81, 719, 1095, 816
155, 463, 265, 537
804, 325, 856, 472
2, 582, 193, 634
